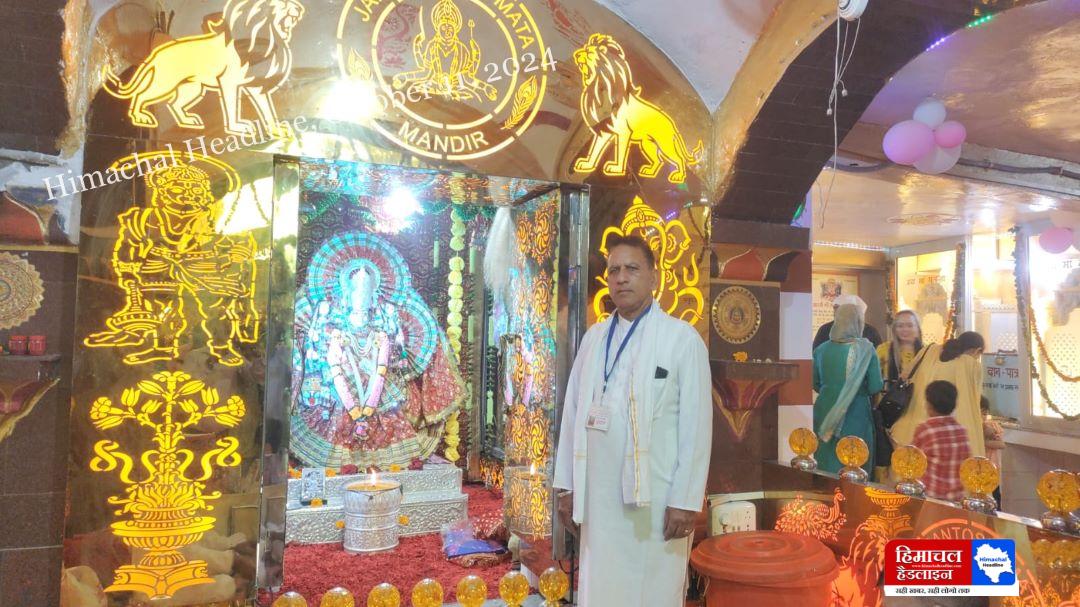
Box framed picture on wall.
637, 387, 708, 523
811, 271, 860, 338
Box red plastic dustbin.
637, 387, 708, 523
690, 530, 839, 607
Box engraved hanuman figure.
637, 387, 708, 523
391, 0, 497, 101
85, 164, 260, 366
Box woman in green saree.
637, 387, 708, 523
813, 304, 884, 474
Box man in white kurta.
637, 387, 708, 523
553, 235, 712, 607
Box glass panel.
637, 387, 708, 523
896, 249, 958, 345
1026, 233, 1080, 420
64, 143, 272, 605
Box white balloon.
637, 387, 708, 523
1073, 227, 1080, 252
913, 97, 948, 128
914, 144, 962, 174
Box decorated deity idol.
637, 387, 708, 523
291, 232, 465, 469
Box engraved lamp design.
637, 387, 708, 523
836, 435, 869, 483
88, 370, 245, 598
892, 445, 928, 497
959, 456, 999, 514
789, 427, 818, 471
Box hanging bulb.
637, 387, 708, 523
841, 88, 848, 97
826, 107, 834, 116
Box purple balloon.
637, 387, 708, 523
1040, 227, 1074, 254
935, 121, 967, 148
883, 120, 935, 165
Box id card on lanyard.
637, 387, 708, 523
586, 307, 648, 432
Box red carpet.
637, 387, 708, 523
273, 484, 509, 605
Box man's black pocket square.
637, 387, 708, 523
654, 367, 668, 379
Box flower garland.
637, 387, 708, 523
885, 262, 898, 327
943, 243, 965, 341
1010, 226, 1079, 421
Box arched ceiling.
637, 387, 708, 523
598, 0, 783, 110
860, 0, 1080, 164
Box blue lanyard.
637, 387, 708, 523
603, 306, 649, 392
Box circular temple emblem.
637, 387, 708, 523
338, 0, 549, 160
711, 286, 761, 345
0, 252, 44, 330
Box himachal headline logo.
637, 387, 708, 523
885, 538, 1019, 597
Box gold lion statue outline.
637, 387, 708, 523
572, 33, 703, 184
101, 0, 304, 137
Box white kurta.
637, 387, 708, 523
554, 303, 712, 607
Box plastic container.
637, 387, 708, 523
690, 530, 839, 607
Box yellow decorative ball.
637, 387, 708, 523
788, 428, 818, 457
1036, 469, 1080, 512
959, 456, 1000, 495
499, 571, 530, 606
410, 579, 443, 607
320, 587, 355, 607
456, 575, 488, 607
835, 436, 869, 468
366, 583, 400, 607
273, 591, 308, 607
538, 567, 569, 603
891, 445, 928, 481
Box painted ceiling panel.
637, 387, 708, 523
596, 0, 783, 110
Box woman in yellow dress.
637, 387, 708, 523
889, 331, 986, 458
873, 310, 925, 481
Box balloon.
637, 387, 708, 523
1050, 211, 1080, 230
1073, 227, 1080, 252
1039, 227, 1074, 254
913, 144, 962, 174
934, 121, 967, 148
913, 97, 948, 128
883, 120, 935, 165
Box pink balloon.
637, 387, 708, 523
935, 121, 967, 148
883, 120, 936, 165
1039, 227, 1074, 254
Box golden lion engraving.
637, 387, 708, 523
101, 0, 304, 137
572, 33, 702, 184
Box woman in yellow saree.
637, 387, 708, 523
889, 331, 986, 458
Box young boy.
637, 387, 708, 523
912, 380, 972, 502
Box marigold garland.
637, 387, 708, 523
1011, 226, 1079, 421
943, 243, 964, 341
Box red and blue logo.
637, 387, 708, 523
884, 538, 1018, 597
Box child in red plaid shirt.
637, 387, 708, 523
912, 380, 972, 502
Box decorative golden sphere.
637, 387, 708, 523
959, 456, 1000, 495
456, 575, 488, 607
1036, 470, 1080, 512
320, 587, 355, 607
835, 436, 869, 468
788, 428, 818, 457
410, 579, 444, 607
366, 584, 399, 607
499, 571, 530, 606
273, 592, 309, 607
891, 445, 928, 480
538, 566, 569, 604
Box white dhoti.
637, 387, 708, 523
554, 302, 712, 607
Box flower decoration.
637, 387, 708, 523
325, 468, 337, 477
310, 498, 324, 507
289, 468, 302, 479
335, 520, 345, 529
733, 351, 749, 363
399, 514, 410, 526
389, 464, 402, 472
